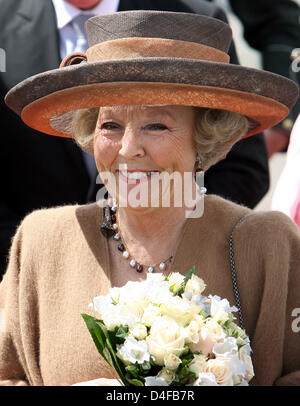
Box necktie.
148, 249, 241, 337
71, 14, 98, 185
71, 14, 93, 53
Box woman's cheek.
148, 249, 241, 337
94, 135, 119, 171
146, 137, 177, 170
152, 133, 194, 173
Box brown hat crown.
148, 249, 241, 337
86, 10, 232, 53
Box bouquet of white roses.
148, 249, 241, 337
82, 267, 254, 386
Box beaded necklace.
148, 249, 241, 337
100, 203, 173, 273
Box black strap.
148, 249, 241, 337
229, 214, 251, 330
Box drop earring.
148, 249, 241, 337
195, 155, 207, 196
185, 156, 206, 218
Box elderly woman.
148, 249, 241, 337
1, 11, 300, 386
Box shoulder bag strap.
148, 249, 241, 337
229, 213, 251, 330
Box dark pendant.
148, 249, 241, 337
136, 265, 143, 273
100, 206, 115, 239
118, 243, 125, 252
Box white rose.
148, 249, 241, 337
123, 301, 144, 320
209, 295, 237, 319
233, 375, 243, 385
189, 319, 226, 355
193, 372, 218, 386
129, 324, 148, 340
116, 337, 150, 365
168, 272, 185, 294
89, 294, 113, 316
146, 281, 174, 304
213, 337, 238, 357
164, 353, 182, 370
101, 312, 122, 331
239, 347, 254, 382
101, 302, 140, 330
206, 358, 234, 386
157, 368, 175, 385
146, 316, 185, 365
184, 320, 200, 344
118, 281, 147, 304
193, 314, 205, 329
212, 309, 229, 324
160, 296, 195, 325
142, 304, 162, 327
188, 354, 207, 376
185, 274, 206, 295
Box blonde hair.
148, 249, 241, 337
193, 108, 248, 170
72, 106, 248, 169
72, 107, 99, 154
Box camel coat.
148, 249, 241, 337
0, 195, 299, 386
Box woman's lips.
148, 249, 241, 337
117, 170, 161, 184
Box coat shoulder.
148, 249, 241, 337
22, 204, 79, 228
203, 194, 299, 244
20, 203, 100, 245
230, 207, 300, 265
236, 209, 299, 239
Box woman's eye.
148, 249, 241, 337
101, 122, 120, 130
145, 123, 168, 131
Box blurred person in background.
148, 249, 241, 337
203, 0, 300, 157
272, 114, 300, 230
0, 0, 270, 280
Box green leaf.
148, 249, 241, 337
199, 310, 207, 319
81, 314, 130, 386
96, 321, 129, 385
174, 266, 197, 297
169, 283, 176, 293
181, 357, 193, 368
176, 365, 196, 383
81, 314, 106, 355
115, 325, 128, 341
183, 266, 196, 284
125, 376, 144, 386
170, 380, 181, 386
125, 365, 141, 379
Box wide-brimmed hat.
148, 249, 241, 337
5, 10, 299, 138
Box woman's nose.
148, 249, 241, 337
118, 127, 145, 159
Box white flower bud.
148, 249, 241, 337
157, 368, 175, 385
168, 272, 185, 294
164, 353, 182, 370
130, 324, 148, 340
110, 287, 120, 304
185, 274, 206, 295
184, 320, 200, 344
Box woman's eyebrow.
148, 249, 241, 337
99, 106, 177, 122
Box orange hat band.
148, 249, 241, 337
85, 37, 230, 63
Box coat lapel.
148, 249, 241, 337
2, 0, 60, 90
1, 0, 89, 181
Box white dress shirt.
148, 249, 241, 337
52, 0, 120, 57
51, 0, 120, 182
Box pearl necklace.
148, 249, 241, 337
109, 204, 173, 273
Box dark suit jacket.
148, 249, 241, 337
229, 0, 300, 130
206, 0, 300, 132
0, 0, 269, 279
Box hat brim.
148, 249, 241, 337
5, 58, 299, 138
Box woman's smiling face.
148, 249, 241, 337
93, 105, 197, 207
